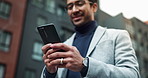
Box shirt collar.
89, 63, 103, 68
75, 21, 98, 34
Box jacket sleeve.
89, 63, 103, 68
85, 30, 141, 78
40, 66, 56, 78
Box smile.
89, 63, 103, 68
72, 16, 82, 21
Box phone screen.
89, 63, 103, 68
37, 24, 61, 44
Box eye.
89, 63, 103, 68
66, 3, 73, 10
76, 1, 85, 6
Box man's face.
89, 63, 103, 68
66, 0, 97, 27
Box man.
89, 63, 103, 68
41, 0, 140, 78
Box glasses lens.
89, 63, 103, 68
75, 1, 85, 6
66, 1, 87, 10
66, 3, 73, 10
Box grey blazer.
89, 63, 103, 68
41, 26, 140, 78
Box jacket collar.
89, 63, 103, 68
64, 26, 106, 57
86, 26, 106, 57
61, 26, 106, 77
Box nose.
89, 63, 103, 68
71, 5, 79, 12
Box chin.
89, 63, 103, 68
72, 20, 85, 27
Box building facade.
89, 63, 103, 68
131, 18, 148, 78
15, 0, 74, 78
0, 0, 148, 78
0, 0, 27, 78
99, 12, 148, 78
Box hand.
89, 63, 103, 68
46, 43, 84, 72
42, 44, 58, 73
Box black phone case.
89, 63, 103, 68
37, 23, 61, 44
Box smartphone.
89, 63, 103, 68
37, 23, 61, 45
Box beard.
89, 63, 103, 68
71, 11, 92, 27
71, 11, 85, 26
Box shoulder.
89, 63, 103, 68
99, 26, 128, 34
99, 26, 129, 36
96, 26, 130, 41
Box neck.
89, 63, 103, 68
75, 21, 98, 34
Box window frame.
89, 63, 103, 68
0, 30, 12, 52
32, 41, 43, 61
0, 1, 11, 19
45, 0, 55, 13
0, 64, 5, 78
24, 68, 36, 78
31, 0, 44, 8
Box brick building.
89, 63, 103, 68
0, 0, 27, 78
0, 0, 148, 78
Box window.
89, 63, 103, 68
143, 32, 147, 41
137, 29, 142, 41
147, 45, 148, 53
0, 64, 5, 78
0, 2, 11, 19
45, 0, 55, 13
32, 0, 43, 8
36, 16, 46, 32
147, 32, 148, 41
37, 16, 46, 26
57, 6, 65, 16
57, 7, 63, 16
139, 42, 144, 52
32, 42, 43, 61
144, 60, 148, 72
125, 23, 134, 35
0, 30, 11, 52
24, 69, 35, 78
132, 39, 137, 51
144, 32, 148, 41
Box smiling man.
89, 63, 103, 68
40, 0, 140, 78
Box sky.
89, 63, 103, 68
100, 0, 148, 22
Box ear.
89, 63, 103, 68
92, 3, 98, 12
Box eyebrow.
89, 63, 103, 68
67, 0, 84, 5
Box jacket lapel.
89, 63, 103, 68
86, 26, 107, 57
65, 26, 106, 57
64, 33, 76, 46
61, 26, 106, 77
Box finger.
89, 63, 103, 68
42, 43, 52, 54
43, 54, 47, 60
50, 58, 65, 65
44, 59, 57, 66
44, 59, 50, 64
43, 53, 52, 60
47, 52, 71, 59
50, 43, 72, 51
57, 58, 72, 68
45, 49, 56, 55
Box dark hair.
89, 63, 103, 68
88, 0, 98, 3
64, 0, 98, 4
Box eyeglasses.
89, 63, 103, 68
65, 0, 93, 11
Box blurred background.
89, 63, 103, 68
0, 0, 148, 78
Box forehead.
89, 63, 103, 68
66, 0, 86, 4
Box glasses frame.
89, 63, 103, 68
65, 0, 93, 11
